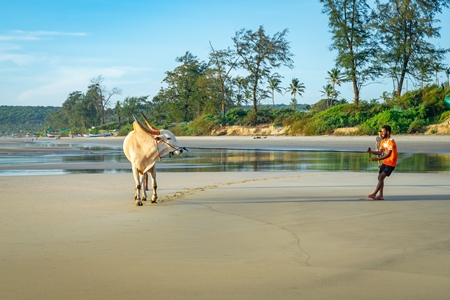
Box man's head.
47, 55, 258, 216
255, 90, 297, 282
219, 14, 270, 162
381, 125, 392, 138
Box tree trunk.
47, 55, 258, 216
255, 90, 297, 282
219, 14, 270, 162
272, 90, 275, 108
396, 60, 409, 97
101, 107, 105, 125
221, 85, 226, 116
397, 75, 405, 98
252, 84, 258, 126
352, 78, 359, 106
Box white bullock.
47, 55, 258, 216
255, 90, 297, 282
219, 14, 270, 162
123, 114, 186, 206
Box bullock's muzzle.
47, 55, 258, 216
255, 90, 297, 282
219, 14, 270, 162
169, 147, 188, 157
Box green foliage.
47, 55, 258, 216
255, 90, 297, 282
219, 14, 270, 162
320, 0, 379, 105
95, 122, 121, 131
407, 118, 427, 134
225, 108, 248, 125
272, 107, 297, 126
0, 106, 60, 135
170, 114, 218, 136
373, 1, 447, 97
288, 104, 376, 135
439, 110, 450, 122
160, 52, 208, 123
359, 110, 401, 134
233, 26, 294, 116
118, 123, 133, 136
241, 109, 258, 126
358, 108, 428, 135
90, 127, 99, 134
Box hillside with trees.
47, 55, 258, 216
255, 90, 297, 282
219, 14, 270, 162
0, 106, 60, 135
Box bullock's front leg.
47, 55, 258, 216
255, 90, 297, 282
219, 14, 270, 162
148, 166, 158, 203
132, 168, 143, 206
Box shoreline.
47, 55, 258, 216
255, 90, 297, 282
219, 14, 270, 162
1, 134, 449, 154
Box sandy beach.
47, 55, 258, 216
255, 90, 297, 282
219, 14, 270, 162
1, 136, 449, 299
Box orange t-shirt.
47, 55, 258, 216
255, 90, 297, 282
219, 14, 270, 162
381, 138, 398, 167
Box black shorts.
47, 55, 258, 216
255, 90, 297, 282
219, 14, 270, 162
379, 164, 395, 176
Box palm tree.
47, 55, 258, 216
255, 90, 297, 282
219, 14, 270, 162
445, 68, 450, 87
326, 68, 343, 95
244, 90, 251, 106
267, 77, 283, 108
114, 101, 122, 122
290, 98, 298, 110
380, 91, 391, 103
432, 63, 442, 85
286, 78, 305, 101
414, 57, 432, 89
235, 76, 245, 107
321, 84, 335, 108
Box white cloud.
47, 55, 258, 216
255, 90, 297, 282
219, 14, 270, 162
0, 53, 42, 66
0, 30, 89, 41
15, 66, 151, 106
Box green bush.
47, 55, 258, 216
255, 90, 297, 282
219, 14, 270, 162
169, 115, 217, 136
439, 110, 450, 122
358, 108, 424, 134
407, 118, 426, 134
118, 124, 133, 136
225, 108, 249, 125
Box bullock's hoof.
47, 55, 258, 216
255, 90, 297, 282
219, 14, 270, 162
151, 196, 158, 203
142, 197, 147, 202
135, 200, 143, 206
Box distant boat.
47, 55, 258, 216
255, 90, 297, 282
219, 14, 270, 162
83, 132, 113, 138
47, 133, 61, 138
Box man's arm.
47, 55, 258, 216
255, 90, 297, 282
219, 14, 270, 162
369, 149, 392, 161
366, 147, 383, 156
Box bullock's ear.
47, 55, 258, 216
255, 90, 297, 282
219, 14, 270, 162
154, 136, 161, 141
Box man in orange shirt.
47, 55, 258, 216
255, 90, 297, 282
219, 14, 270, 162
366, 125, 398, 200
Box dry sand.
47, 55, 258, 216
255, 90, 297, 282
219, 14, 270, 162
1, 136, 449, 299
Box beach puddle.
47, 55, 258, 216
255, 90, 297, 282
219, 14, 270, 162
0, 146, 448, 176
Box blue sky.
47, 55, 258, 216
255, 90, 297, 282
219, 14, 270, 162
1, 0, 450, 107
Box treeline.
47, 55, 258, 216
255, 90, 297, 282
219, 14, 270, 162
285, 85, 450, 135
170, 85, 450, 136
0, 106, 60, 135
1, 85, 449, 136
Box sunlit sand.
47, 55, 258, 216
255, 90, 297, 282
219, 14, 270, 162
1, 136, 449, 299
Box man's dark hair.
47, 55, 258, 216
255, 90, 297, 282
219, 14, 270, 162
382, 125, 391, 134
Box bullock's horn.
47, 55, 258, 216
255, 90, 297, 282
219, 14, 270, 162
140, 112, 160, 131
133, 115, 160, 135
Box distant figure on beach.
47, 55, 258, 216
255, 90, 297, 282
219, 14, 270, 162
365, 125, 398, 200
375, 130, 383, 168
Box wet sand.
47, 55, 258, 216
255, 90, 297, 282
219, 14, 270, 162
1, 136, 449, 299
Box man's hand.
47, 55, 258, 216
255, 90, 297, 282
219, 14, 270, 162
369, 157, 377, 162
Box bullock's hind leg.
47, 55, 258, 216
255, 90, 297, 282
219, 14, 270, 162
132, 168, 143, 206
148, 166, 158, 203
140, 172, 148, 202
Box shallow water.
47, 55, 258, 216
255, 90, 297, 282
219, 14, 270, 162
0, 144, 448, 176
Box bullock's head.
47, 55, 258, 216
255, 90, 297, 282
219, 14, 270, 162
134, 114, 187, 157
154, 129, 186, 157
